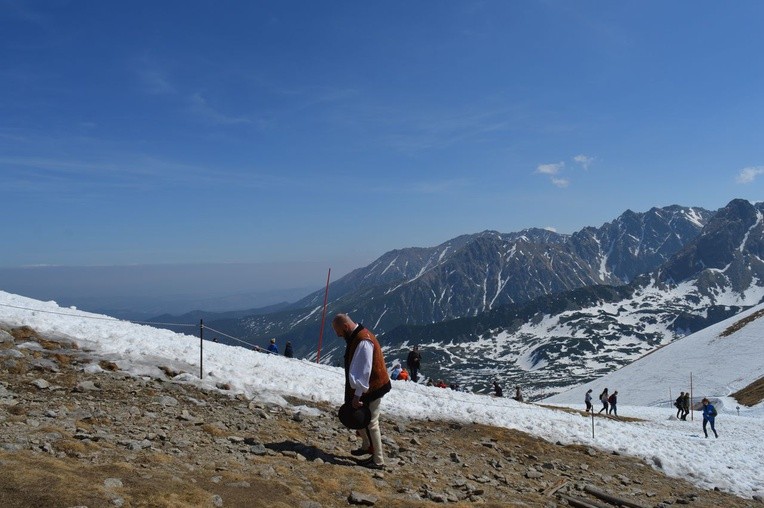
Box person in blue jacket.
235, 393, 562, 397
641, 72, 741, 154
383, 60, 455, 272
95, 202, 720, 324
701, 398, 719, 438
267, 338, 279, 354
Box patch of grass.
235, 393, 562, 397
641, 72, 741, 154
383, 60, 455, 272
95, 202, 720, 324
54, 438, 90, 456
720, 308, 764, 337
38, 339, 63, 350
10, 326, 36, 340
201, 423, 228, 437
52, 353, 74, 365
8, 405, 27, 416
5, 361, 27, 375
731, 376, 764, 407
99, 360, 119, 371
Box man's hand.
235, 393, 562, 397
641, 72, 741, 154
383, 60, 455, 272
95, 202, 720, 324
352, 395, 364, 409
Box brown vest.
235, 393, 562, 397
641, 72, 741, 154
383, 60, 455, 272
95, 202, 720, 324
344, 325, 391, 403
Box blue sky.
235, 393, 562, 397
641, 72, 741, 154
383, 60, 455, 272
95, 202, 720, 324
2, 2, 763, 305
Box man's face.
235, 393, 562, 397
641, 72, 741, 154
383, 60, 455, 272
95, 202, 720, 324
333, 322, 349, 339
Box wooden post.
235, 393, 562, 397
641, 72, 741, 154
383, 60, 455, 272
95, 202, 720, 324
583, 485, 649, 508
690, 372, 693, 421
200, 319, 204, 380
316, 268, 331, 363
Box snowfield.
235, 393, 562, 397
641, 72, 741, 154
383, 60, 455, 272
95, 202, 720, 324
1, 290, 763, 500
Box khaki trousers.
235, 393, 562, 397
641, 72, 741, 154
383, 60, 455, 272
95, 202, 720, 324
359, 398, 384, 465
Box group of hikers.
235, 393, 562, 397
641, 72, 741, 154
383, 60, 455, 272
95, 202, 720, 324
585, 388, 619, 418
674, 391, 691, 420
389, 345, 422, 381
493, 381, 524, 401
674, 391, 719, 438
258, 338, 293, 358
583, 387, 720, 438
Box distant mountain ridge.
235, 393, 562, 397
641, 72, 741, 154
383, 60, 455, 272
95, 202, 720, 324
376, 199, 764, 397
222, 203, 712, 349
153, 199, 763, 397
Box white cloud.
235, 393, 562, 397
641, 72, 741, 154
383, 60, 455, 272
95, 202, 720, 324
736, 166, 764, 184
551, 177, 569, 188
138, 68, 176, 95
573, 154, 594, 170
536, 162, 564, 175
132, 56, 176, 95
189, 93, 252, 126
543, 226, 557, 232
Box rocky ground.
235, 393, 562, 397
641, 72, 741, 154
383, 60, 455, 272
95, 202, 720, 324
0, 324, 761, 508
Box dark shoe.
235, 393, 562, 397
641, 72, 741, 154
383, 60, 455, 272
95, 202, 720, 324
715, 433, 719, 438
358, 457, 386, 470
350, 447, 372, 457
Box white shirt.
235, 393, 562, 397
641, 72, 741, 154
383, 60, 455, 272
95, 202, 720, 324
348, 329, 374, 397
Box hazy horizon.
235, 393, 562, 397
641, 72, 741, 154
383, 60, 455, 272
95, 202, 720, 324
0, 260, 367, 317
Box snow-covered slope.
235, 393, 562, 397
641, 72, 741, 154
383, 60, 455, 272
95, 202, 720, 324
544, 302, 764, 411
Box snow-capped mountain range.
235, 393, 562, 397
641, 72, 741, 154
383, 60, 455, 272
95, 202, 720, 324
158, 199, 763, 398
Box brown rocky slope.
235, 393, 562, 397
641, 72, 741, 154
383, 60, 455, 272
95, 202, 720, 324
0, 325, 760, 508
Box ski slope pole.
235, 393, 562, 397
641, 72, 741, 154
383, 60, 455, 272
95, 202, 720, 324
316, 268, 331, 363
200, 319, 204, 380
690, 372, 693, 421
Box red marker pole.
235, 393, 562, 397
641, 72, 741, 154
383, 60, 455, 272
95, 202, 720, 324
316, 268, 331, 363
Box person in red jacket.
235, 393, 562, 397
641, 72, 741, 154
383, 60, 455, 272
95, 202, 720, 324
608, 390, 619, 418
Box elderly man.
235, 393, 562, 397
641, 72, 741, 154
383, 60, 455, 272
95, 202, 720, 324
332, 313, 391, 470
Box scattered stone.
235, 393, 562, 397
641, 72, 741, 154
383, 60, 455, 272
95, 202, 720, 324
30, 379, 50, 390
158, 396, 179, 407
348, 491, 377, 506
104, 478, 123, 489
249, 444, 267, 455
74, 381, 100, 392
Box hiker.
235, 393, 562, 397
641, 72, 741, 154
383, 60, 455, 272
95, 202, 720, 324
391, 363, 402, 380
513, 386, 524, 402
493, 381, 503, 397
675, 392, 685, 419
406, 345, 422, 382
701, 398, 719, 438
608, 390, 619, 418
681, 392, 690, 420
585, 389, 593, 413
284, 341, 293, 358
267, 338, 278, 355
598, 388, 609, 414
398, 367, 410, 381
332, 313, 391, 470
